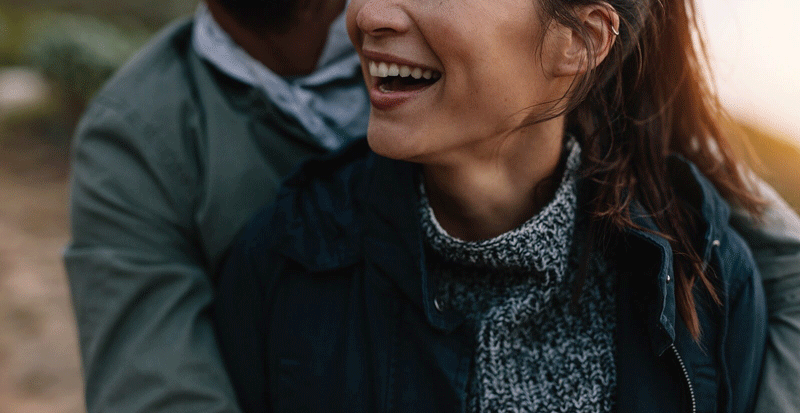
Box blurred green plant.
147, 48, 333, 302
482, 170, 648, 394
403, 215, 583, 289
0, 6, 31, 65
0, 10, 155, 144
25, 12, 151, 100
0, 0, 197, 30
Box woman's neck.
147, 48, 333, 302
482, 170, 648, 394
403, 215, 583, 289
422, 120, 566, 241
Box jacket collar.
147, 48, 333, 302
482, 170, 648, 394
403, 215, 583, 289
362, 152, 734, 341
361, 153, 467, 332
623, 202, 678, 355
621, 154, 732, 355
275, 144, 733, 345
667, 155, 731, 264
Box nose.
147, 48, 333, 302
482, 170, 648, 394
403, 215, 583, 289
354, 0, 411, 37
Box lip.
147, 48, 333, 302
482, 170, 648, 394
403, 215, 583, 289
368, 84, 429, 111
361, 50, 441, 111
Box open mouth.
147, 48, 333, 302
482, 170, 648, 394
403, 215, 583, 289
369, 60, 442, 93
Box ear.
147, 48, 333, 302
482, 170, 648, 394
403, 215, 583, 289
548, 3, 619, 77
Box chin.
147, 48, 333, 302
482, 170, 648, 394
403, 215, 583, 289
366, 122, 423, 161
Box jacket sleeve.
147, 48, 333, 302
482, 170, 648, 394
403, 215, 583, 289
729, 179, 800, 413
720, 227, 767, 413
64, 99, 241, 413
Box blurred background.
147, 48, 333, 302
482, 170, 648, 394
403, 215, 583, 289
0, 0, 797, 412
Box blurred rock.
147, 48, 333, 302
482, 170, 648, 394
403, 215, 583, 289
0, 67, 50, 117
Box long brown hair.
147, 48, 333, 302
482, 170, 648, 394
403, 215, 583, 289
542, 0, 763, 339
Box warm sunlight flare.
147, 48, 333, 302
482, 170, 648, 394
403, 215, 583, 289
700, 0, 800, 142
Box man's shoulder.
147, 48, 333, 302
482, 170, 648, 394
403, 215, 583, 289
74, 17, 218, 162
90, 18, 198, 115
70, 19, 207, 209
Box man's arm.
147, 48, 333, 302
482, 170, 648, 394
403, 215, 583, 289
730, 179, 800, 412
65, 98, 241, 413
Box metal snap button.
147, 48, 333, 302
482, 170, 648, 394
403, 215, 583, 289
666, 275, 671, 283
433, 297, 444, 312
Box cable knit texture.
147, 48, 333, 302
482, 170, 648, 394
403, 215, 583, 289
420, 139, 618, 412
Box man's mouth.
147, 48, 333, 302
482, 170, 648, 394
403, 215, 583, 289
368, 60, 442, 93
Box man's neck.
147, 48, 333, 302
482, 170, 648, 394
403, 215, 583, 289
206, 0, 344, 77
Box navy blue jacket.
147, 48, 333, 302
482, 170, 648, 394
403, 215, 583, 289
214, 140, 766, 413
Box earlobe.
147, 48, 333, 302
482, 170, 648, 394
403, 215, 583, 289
550, 3, 619, 78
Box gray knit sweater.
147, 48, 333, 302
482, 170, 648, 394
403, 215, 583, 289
420, 140, 618, 412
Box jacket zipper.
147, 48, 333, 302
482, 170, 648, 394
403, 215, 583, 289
670, 344, 696, 413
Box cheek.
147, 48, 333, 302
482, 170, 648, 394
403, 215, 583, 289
445, 62, 541, 135
440, 28, 545, 112
345, 0, 364, 47
480, 52, 554, 123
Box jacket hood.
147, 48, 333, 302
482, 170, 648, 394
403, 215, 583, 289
269, 140, 374, 272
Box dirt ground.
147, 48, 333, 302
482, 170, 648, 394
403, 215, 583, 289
0, 138, 84, 413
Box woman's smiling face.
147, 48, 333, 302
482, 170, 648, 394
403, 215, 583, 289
347, 0, 569, 162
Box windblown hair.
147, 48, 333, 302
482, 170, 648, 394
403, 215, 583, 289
540, 0, 763, 339
214, 0, 312, 32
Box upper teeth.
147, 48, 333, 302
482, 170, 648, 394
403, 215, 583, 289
369, 61, 438, 80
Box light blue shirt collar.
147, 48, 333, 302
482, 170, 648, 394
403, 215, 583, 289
192, 3, 368, 150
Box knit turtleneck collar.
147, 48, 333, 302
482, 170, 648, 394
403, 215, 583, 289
419, 138, 581, 280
